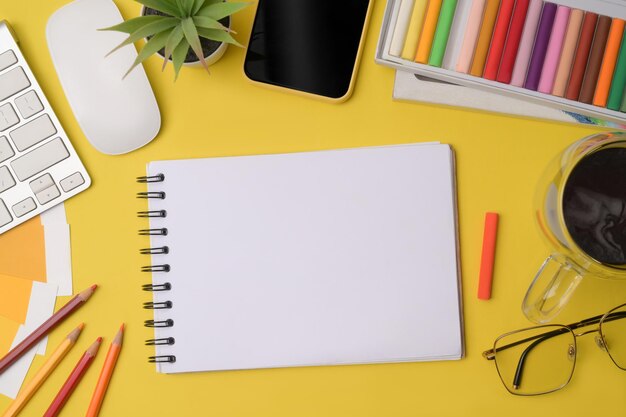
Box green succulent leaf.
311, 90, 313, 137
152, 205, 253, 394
107, 17, 179, 56
192, 0, 207, 14
181, 17, 209, 72
175, 0, 192, 16
172, 38, 190, 80
162, 25, 185, 70
197, 27, 242, 47
197, 2, 249, 20
123, 29, 172, 78
99, 15, 166, 34
135, 0, 181, 16
192, 16, 229, 31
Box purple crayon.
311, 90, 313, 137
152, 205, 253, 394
524, 2, 558, 91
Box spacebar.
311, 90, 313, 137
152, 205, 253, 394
11, 138, 70, 181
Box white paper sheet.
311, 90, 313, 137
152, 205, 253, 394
41, 204, 72, 296
0, 326, 39, 399
25, 282, 58, 355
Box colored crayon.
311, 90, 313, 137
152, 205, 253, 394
415, 0, 444, 63
390, 0, 416, 56
538, 5, 571, 94
483, 0, 515, 80
622, 88, 626, 112
401, 0, 429, 60
510, 0, 544, 87
430, 0, 459, 67
470, 0, 501, 77
456, 0, 487, 73
593, 19, 625, 107
442, 0, 473, 70
552, 9, 584, 97
565, 12, 599, 100
607, 29, 626, 111
496, 0, 530, 84
525, 2, 558, 91
579, 15, 612, 104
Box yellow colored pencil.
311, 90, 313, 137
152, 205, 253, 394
401, 0, 430, 60
1, 324, 84, 417
415, 0, 444, 63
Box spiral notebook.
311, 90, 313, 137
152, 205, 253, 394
138, 143, 464, 374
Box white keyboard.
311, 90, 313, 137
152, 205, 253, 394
0, 21, 90, 235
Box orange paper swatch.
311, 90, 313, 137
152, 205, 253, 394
0, 217, 46, 282
0, 274, 33, 324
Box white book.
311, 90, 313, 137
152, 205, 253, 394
142, 144, 464, 374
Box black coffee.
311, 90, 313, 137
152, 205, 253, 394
562, 147, 626, 266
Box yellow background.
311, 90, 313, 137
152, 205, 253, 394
2, 0, 626, 416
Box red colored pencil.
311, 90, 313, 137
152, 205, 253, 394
43, 337, 102, 417
565, 12, 599, 101
483, 0, 516, 80
497, 0, 531, 83
0, 285, 97, 375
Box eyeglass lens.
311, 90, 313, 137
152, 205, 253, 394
493, 325, 576, 395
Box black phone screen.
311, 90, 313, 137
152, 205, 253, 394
243, 0, 371, 100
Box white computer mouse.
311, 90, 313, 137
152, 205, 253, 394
46, 0, 161, 155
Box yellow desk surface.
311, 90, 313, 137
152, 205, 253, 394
2, 1, 626, 416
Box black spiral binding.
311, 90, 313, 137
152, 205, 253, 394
138, 173, 175, 364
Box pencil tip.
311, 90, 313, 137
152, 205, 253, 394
91, 284, 98, 290
78, 323, 85, 331
120, 323, 125, 332
96, 337, 103, 344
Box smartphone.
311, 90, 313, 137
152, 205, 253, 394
243, 0, 373, 102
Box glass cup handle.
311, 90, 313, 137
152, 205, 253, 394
522, 254, 585, 323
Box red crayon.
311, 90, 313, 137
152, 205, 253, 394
478, 212, 499, 300
43, 338, 102, 417
484, 0, 516, 80
497, 0, 531, 83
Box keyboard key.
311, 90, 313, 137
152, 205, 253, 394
0, 51, 17, 72
0, 136, 14, 163
10, 137, 69, 181
12, 197, 36, 217
0, 67, 30, 102
0, 103, 19, 131
29, 173, 54, 194
35, 184, 60, 205
0, 166, 15, 193
15, 90, 43, 119
60, 172, 84, 192
0, 199, 11, 227
10, 114, 56, 151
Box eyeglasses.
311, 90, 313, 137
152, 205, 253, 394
483, 302, 626, 395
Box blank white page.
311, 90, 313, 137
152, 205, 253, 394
146, 144, 463, 373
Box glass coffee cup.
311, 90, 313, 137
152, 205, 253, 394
524, 131, 626, 323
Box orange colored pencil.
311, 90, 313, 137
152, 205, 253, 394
593, 19, 626, 107
85, 325, 124, 417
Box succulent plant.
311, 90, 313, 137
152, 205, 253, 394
101, 0, 248, 79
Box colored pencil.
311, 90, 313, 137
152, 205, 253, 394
538, 5, 571, 93
552, 9, 584, 97
442, 0, 473, 70
496, 0, 530, 84
621, 88, 626, 112
429, 0, 459, 67
510, 0, 543, 87
43, 338, 102, 417
483, 0, 515, 80
469, 0, 501, 77
415, 0, 444, 63
1, 325, 84, 417
607, 29, 626, 111
390, 0, 416, 56
85, 325, 124, 417
456, 0, 487, 73
565, 12, 599, 100
579, 15, 612, 104
401, 0, 429, 60
525, 2, 558, 91
478, 212, 499, 300
593, 19, 625, 107
0, 286, 97, 375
